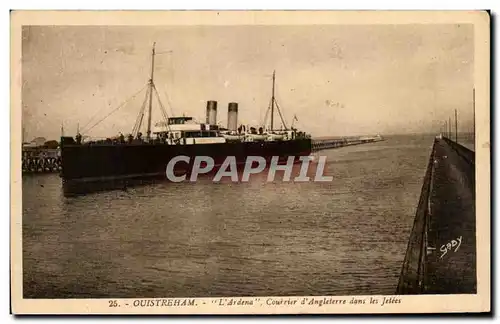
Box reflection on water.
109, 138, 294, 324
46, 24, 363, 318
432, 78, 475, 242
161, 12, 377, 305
22, 134, 471, 298
61, 176, 167, 197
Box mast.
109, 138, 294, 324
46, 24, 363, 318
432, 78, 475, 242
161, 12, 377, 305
270, 70, 275, 131
146, 42, 156, 141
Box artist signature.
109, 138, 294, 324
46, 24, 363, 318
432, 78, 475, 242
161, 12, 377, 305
440, 236, 462, 259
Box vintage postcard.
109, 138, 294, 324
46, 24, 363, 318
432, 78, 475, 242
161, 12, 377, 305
10, 10, 490, 315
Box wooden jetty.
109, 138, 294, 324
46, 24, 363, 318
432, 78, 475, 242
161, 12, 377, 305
311, 135, 384, 151
22, 147, 62, 174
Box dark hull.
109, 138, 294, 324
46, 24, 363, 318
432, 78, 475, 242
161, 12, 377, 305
60, 138, 312, 182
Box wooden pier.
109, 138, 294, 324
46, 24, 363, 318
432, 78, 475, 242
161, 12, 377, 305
22, 147, 61, 174
311, 135, 383, 151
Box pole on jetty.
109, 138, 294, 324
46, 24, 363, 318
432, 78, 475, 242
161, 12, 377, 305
448, 117, 451, 139
473, 88, 475, 140
455, 109, 458, 143
270, 70, 275, 132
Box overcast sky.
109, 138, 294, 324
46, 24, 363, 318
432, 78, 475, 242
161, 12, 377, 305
21, 24, 474, 140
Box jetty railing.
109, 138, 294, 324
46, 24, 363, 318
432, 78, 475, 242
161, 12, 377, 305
396, 140, 436, 294
442, 136, 475, 167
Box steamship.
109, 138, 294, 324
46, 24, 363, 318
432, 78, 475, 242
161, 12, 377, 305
59, 43, 312, 182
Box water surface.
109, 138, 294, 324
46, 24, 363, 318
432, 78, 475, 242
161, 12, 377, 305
23, 134, 443, 298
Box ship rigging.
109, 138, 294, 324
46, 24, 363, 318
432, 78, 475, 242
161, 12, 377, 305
79, 42, 173, 142
262, 70, 289, 132
74, 43, 306, 145
59, 43, 312, 183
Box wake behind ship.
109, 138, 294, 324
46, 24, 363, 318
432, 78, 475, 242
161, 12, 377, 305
60, 43, 312, 183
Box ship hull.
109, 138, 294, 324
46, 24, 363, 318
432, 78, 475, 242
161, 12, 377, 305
60, 138, 312, 182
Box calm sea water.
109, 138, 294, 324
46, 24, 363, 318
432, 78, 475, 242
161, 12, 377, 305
22, 134, 469, 298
